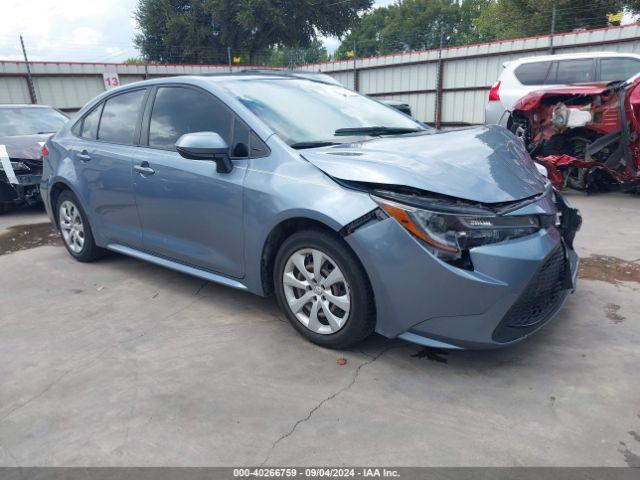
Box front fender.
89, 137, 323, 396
241, 152, 377, 295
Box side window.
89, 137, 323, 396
80, 104, 102, 140
250, 131, 270, 158
148, 87, 232, 150
554, 59, 595, 84
97, 89, 146, 145
514, 61, 552, 85
600, 58, 640, 82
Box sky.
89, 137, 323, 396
0, 0, 396, 63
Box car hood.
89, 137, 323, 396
301, 125, 546, 203
0, 133, 52, 162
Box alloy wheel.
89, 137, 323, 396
282, 248, 351, 335
59, 200, 85, 254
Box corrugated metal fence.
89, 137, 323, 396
0, 63, 248, 113
2, 23, 640, 123
302, 23, 640, 125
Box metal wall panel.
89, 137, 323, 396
0, 77, 30, 104
2, 23, 640, 123
441, 89, 488, 124
33, 76, 105, 110
359, 63, 438, 94
308, 24, 640, 124
120, 75, 147, 86
375, 92, 437, 123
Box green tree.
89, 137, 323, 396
337, 0, 492, 58
134, 0, 226, 63
265, 39, 329, 67
134, 0, 373, 64
337, 0, 633, 58
474, 0, 627, 41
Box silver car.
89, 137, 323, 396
41, 73, 581, 350
485, 52, 640, 126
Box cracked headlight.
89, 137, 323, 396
372, 191, 543, 261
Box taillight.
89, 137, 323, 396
488, 81, 501, 102
41, 145, 49, 157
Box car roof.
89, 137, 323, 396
505, 51, 640, 68
105, 72, 345, 96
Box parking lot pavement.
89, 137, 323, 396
0, 193, 639, 467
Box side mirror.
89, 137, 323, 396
175, 132, 233, 174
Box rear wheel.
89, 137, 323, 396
273, 229, 375, 349
57, 190, 105, 262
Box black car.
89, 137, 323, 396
380, 99, 412, 117
0, 105, 68, 212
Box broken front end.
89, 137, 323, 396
508, 79, 640, 193
0, 136, 48, 212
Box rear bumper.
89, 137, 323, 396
346, 209, 579, 350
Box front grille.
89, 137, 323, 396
493, 246, 568, 343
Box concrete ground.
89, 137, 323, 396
0, 193, 638, 467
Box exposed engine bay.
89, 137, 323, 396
508, 79, 640, 193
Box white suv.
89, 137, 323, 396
485, 52, 640, 126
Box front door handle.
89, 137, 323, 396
134, 162, 155, 176
77, 151, 91, 162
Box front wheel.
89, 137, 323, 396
273, 229, 375, 349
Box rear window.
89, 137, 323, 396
553, 59, 595, 84
80, 105, 102, 140
600, 57, 640, 82
514, 61, 552, 85
97, 89, 146, 145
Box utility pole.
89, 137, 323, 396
435, 30, 445, 129
352, 38, 358, 92
20, 35, 37, 104
549, 5, 557, 54
227, 47, 232, 72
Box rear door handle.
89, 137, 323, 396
77, 151, 91, 162
134, 162, 155, 176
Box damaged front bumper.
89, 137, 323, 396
345, 191, 581, 349
0, 147, 43, 206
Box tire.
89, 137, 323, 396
273, 229, 375, 349
56, 190, 105, 262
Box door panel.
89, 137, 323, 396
133, 148, 247, 278
68, 89, 147, 248
72, 141, 142, 248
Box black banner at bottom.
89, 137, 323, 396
0, 468, 638, 480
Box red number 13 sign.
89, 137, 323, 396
102, 73, 121, 90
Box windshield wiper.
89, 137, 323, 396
334, 126, 423, 137
290, 141, 340, 149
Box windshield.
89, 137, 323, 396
0, 107, 68, 137
220, 78, 426, 145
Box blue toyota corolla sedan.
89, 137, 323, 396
40, 73, 581, 349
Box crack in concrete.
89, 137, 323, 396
0, 369, 74, 425
260, 346, 398, 466
0, 345, 112, 426
0, 283, 209, 429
